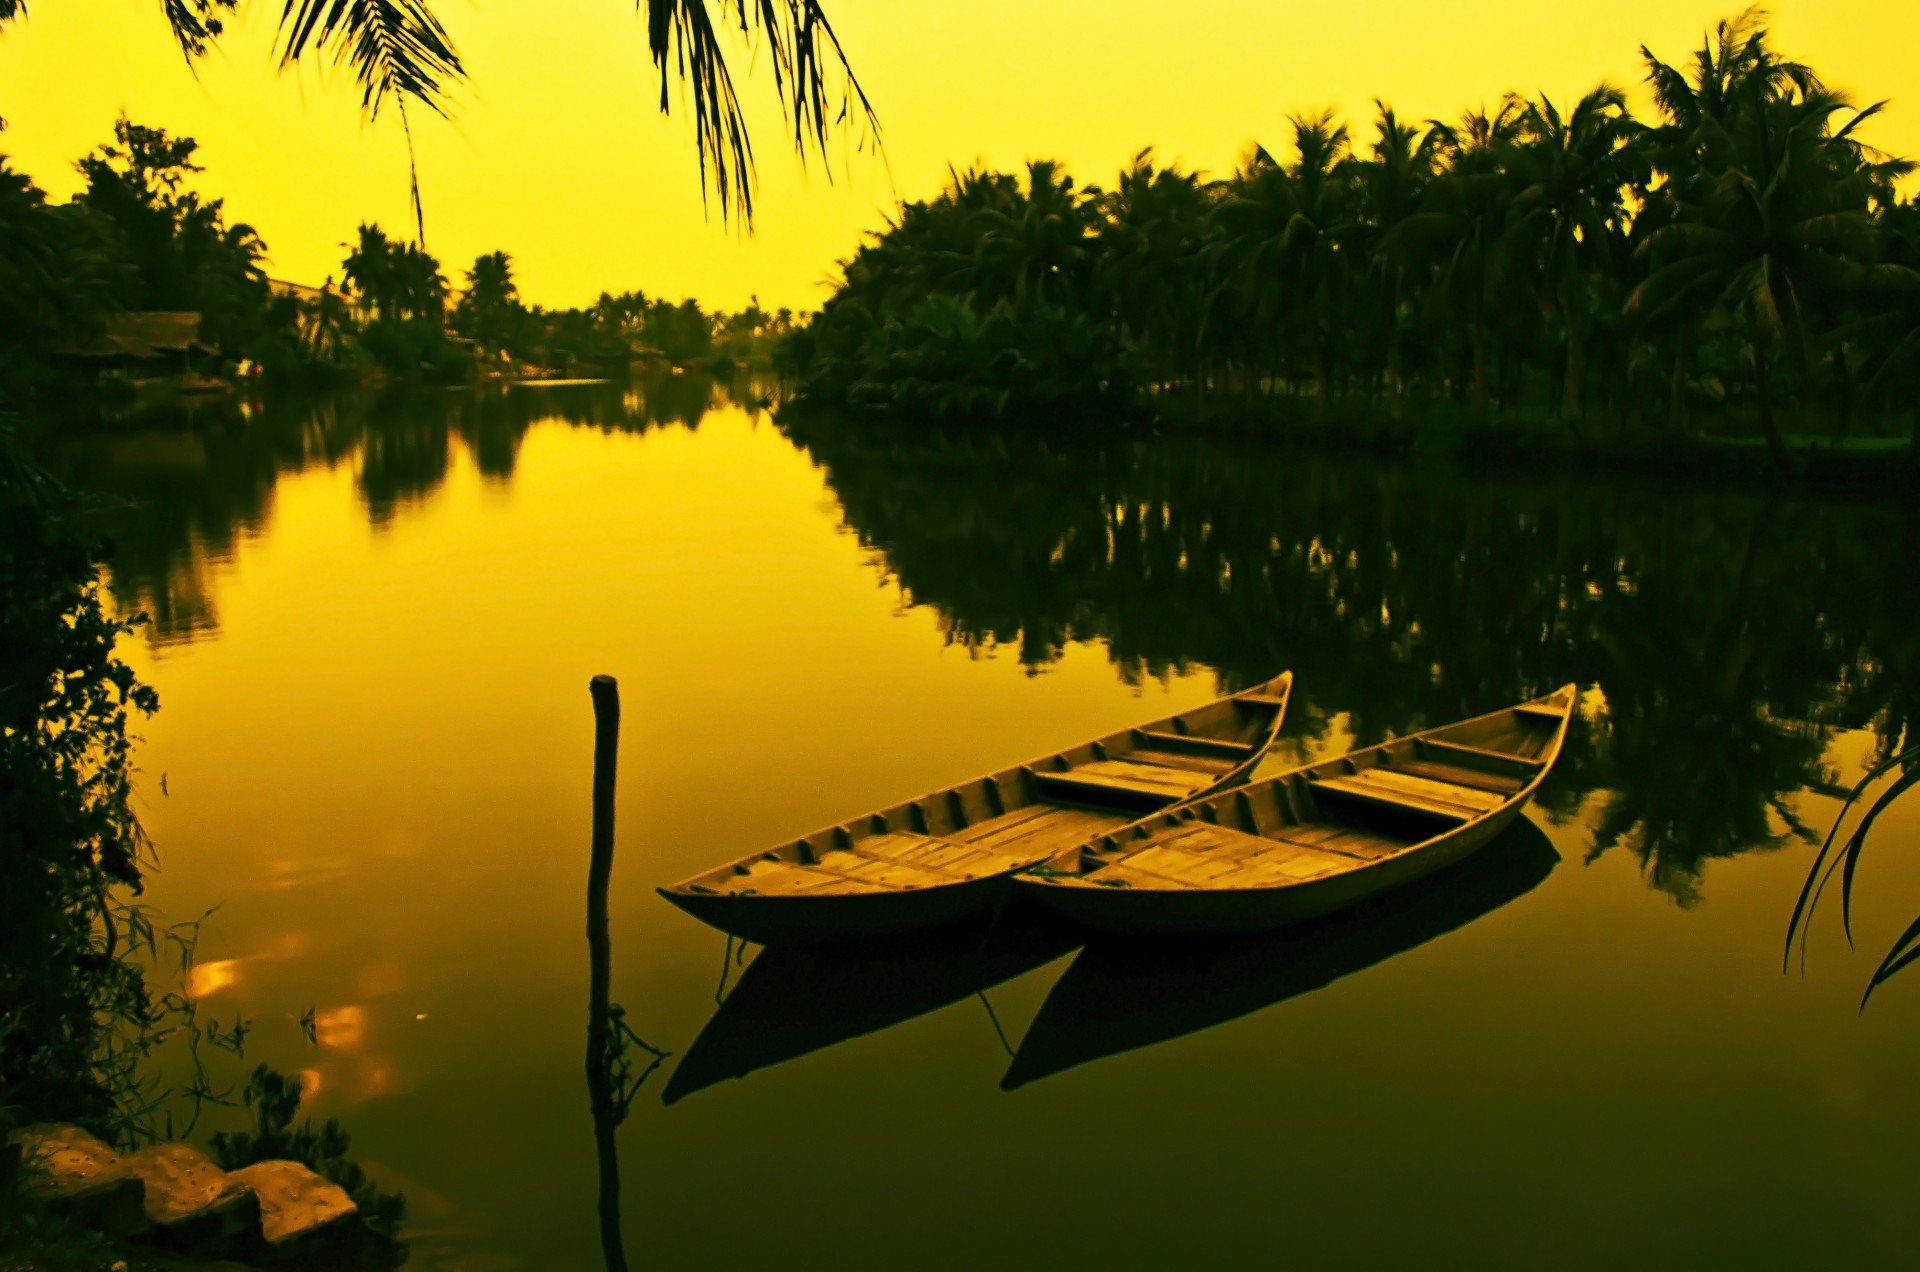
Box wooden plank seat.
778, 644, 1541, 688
1308, 772, 1478, 822
698, 831, 1035, 896
1126, 747, 1243, 776
1133, 729, 1258, 758
1235, 694, 1291, 708
1035, 759, 1215, 808
1385, 758, 1530, 795
1085, 821, 1403, 891
1419, 738, 1545, 778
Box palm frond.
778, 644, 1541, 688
276, 1, 463, 120
648, 1, 882, 226
162, 1, 240, 61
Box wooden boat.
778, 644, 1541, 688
657, 672, 1293, 943
1016, 684, 1575, 937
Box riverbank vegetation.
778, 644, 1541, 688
0, 117, 791, 412
783, 10, 1920, 471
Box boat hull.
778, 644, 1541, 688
1026, 799, 1532, 937
658, 874, 1018, 945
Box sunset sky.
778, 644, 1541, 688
2, 2, 1913, 312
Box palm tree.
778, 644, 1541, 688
1508, 85, 1644, 421
1397, 101, 1524, 411
454, 250, 523, 352
1629, 85, 1897, 464
1349, 102, 1444, 408
971, 160, 1095, 308
1093, 149, 1215, 391
394, 241, 448, 324
341, 222, 398, 321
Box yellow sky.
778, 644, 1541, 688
1, 2, 1913, 311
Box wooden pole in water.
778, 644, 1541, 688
586, 674, 628, 1272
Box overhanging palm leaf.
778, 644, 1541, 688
150, 1, 880, 236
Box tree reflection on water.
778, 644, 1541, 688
55, 386, 1918, 905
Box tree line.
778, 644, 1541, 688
783, 10, 1920, 465
0, 116, 792, 407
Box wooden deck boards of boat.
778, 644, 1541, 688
1389, 757, 1529, 795
1076, 820, 1410, 891
1035, 759, 1217, 803
953, 803, 1125, 853
1310, 771, 1488, 820
1123, 747, 1242, 775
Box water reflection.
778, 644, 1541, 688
664, 912, 1081, 1105
57, 371, 774, 646
1002, 819, 1560, 1089
785, 417, 1918, 903
56, 393, 1920, 912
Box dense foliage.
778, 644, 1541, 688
787, 10, 1920, 458
0, 421, 159, 1128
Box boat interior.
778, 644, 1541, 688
666, 675, 1293, 899
1043, 692, 1571, 892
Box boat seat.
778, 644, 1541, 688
1419, 738, 1544, 778
1034, 760, 1212, 809
1308, 774, 1476, 823
1514, 702, 1568, 720
1386, 758, 1529, 795
1235, 694, 1289, 708
1133, 729, 1256, 758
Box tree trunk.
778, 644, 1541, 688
1833, 350, 1854, 442
1317, 338, 1333, 418
1470, 294, 1489, 415
1669, 340, 1690, 435
1561, 282, 1584, 425
1752, 325, 1788, 469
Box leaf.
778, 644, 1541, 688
1839, 762, 1920, 942
1784, 745, 1917, 971
1861, 911, 1920, 1010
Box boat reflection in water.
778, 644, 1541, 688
663, 911, 1082, 1105
1001, 818, 1559, 1090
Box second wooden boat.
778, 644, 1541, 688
657, 672, 1293, 943
1016, 684, 1575, 937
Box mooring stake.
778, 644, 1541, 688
586, 674, 628, 1272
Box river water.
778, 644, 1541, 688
56, 378, 1920, 1268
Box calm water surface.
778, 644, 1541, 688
58, 380, 1920, 1269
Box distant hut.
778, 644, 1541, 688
59, 312, 219, 379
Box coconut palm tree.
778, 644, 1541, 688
1396, 101, 1525, 411
341, 222, 400, 321
1093, 149, 1215, 390
1348, 103, 1445, 408
1629, 85, 1897, 464
1507, 85, 1645, 421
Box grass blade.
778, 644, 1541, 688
1839, 763, 1920, 942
